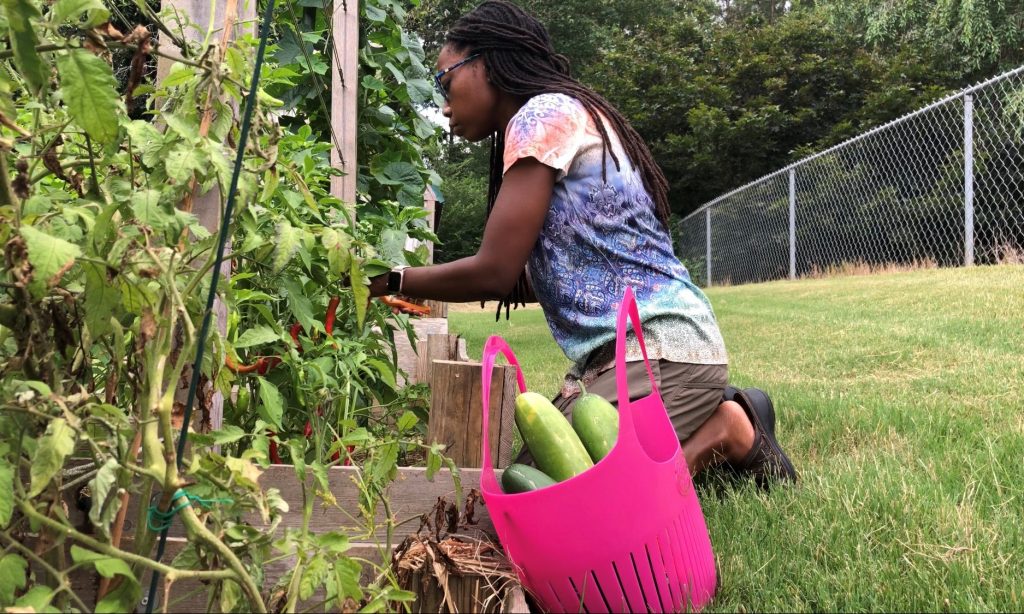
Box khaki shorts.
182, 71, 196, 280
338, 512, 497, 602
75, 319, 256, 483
514, 361, 728, 465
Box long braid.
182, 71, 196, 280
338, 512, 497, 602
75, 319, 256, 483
446, 1, 671, 319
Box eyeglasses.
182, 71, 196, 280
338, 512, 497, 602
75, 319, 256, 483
433, 54, 480, 102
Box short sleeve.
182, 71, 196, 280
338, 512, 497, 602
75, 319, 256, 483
503, 94, 589, 178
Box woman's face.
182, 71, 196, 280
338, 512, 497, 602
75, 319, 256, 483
435, 45, 502, 142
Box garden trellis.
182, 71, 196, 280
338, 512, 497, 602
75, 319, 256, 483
677, 64, 1024, 287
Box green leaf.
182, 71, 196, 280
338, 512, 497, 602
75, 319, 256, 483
2, 0, 48, 96
159, 63, 196, 89
286, 438, 306, 480
364, 3, 386, 21
318, 531, 351, 553
372, 161, 420, 187
210, 425, 246, 445
365, 358, 396, 391
95, 569, 139, 614
256, 377, 284, 430
234, 325, 280, 348
321, 228, 352, 277
361, 75, 386, 90
405, 77, 433, 103
350, 258, 369, 329
164, 143, 206, 183
378, 228, 408, 264
87, 458, 120, 539
0, 553, 28, 606
71, 545, 135, 580
272, 221, 301, 273
219, 578, 241, 613
57, 49, 121, 146
29, 418, 76, 497
19, 225, 82, 298
425, 445, 442, 481
131, 189, 174, 230
13, 585, 52, 611
334, 558, 364, 602
396, 410, 418, 433
52, 0, 109, 27
282, 279, 321, 336
338, 429, 369, 450
0, 459, 13, 527
299, 557, 328, 600
163, 112, 199, 143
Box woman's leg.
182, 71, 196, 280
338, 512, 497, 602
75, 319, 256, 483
680, 400, 754, 475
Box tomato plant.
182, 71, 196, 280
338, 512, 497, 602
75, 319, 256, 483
0, 0, 451, 611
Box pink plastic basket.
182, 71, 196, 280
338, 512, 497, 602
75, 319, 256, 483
480, 287, 717, 613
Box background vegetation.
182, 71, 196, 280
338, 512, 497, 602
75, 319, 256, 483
415, 0, 1024, 262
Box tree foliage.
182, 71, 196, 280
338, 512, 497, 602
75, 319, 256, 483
413, 0, 1024, 262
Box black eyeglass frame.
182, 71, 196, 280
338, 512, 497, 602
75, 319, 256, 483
433, 53, 481, 101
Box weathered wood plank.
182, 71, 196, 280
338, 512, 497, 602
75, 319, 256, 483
415, 333, 468, 385
394, 317, 449, 386
120, 467, 494, 543
428, 361, 516, 468
330, 0, 359, 206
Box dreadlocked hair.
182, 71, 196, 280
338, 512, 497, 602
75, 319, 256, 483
445, 0, 672, 320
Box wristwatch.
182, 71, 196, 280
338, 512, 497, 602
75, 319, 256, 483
386, 265, 410, 293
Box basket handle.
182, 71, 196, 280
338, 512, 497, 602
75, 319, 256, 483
615, 286, 660, 437
480, 335, 527, 491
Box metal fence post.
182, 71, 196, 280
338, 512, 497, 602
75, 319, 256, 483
705, 208, 712, 287
789, 168, 796, 279
964, 93, 975, 266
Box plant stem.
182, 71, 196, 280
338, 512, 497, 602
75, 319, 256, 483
177, 505, 268, 613
0, 152, 20, 225
16, 500, 238, 582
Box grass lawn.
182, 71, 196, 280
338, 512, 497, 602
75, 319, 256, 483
448, 264, 1024, 611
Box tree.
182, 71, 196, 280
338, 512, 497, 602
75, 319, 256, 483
815, 0, 1024, 78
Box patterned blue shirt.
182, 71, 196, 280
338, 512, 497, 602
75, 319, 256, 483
503, 93, 728, 378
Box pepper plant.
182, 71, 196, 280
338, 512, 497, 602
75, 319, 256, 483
0, 0, 452, 610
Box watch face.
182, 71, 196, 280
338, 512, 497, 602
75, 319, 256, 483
387, 271, 402, 292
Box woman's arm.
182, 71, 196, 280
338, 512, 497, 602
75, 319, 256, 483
369, 157, 556, 302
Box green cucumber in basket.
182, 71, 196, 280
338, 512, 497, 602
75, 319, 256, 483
571, 390, 619, 463
515, 392, 594, 481
501, 463, 557, 493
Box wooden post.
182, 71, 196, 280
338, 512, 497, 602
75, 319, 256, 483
428, 360, 517, 468
415, 333, 469, 385
331, 0, 359, 206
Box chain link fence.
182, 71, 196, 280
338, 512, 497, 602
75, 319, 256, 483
676, 65, 1024, 287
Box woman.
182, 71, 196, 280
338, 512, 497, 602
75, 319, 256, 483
369, 0, 796, 486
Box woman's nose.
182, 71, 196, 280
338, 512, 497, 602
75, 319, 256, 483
441, 101, 452, 118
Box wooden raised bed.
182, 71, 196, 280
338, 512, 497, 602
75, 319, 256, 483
65, 465, 528, 612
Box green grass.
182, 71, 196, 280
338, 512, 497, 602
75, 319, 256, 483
449, 265, 1024, 611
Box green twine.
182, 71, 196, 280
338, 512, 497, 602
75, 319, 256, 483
147, 489, 234, 532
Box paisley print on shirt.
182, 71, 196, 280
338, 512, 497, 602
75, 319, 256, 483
503, 93, 728, 375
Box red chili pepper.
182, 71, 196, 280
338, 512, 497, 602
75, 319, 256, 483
303, 420, 313, 438
290, 322, 302, 349
379, 295, 431, 316
256, 356, 281, 374
267, 430, 283, 464
324, 296, 340, 335
225, 354, 264, 374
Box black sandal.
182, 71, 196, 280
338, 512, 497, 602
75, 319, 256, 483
722, 386, 798, 489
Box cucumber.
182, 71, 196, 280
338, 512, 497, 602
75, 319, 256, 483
501, 463, 557, 493
515, 392, 594, 481
572, 392, 619, 463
